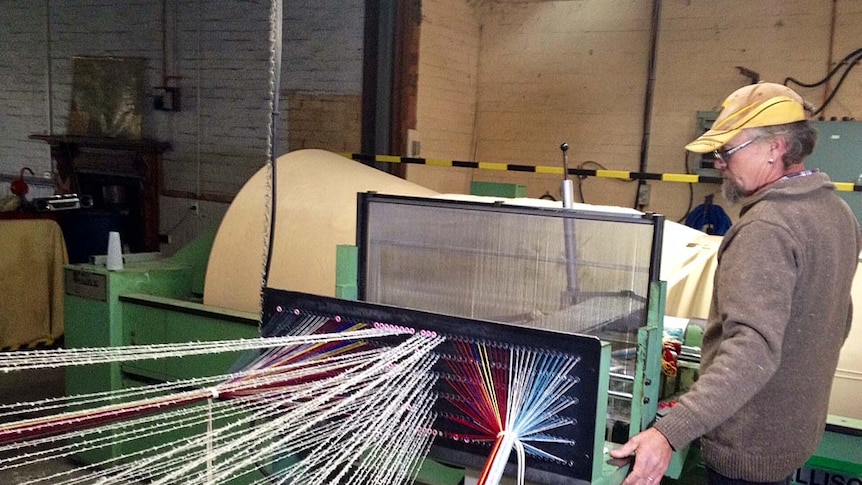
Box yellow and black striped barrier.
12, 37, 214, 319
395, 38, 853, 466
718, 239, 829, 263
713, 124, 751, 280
0, 337, 58, 353
344, 153, 862, 192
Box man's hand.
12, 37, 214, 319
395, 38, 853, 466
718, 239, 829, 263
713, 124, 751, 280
609, 427, 674, 484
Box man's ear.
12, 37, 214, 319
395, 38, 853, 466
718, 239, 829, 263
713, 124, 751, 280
771, 134, 787, 153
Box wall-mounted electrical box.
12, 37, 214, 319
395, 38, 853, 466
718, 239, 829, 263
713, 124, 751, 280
807, 120, 862, 223
694, 111, 719, 177
153, 86, 181, 112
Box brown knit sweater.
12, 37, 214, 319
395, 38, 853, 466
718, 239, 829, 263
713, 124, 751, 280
654, 172, 861, 481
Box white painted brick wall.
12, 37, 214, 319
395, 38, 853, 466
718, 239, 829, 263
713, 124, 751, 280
164, 0, 274, 196
0, 2, 52, 174
0, 0, 364, 202
283, 0, 364, 94
159, 195, 229, 256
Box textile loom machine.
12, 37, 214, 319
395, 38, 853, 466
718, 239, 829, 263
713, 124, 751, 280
50, 149, 860, 483
44, 150, 846, 485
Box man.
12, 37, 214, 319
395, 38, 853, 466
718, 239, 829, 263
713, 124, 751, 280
610, 82, 862, 485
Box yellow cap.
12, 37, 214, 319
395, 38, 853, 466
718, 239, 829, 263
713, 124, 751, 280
685, 82, 808, 153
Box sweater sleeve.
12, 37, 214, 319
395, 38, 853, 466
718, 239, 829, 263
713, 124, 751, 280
654, 219, 798, 450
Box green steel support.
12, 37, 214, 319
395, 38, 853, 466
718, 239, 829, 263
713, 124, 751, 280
335, 244, 359, 300
64, 261, 263, 483
627, 280, 665, 441
596, 280, 668, 485
590, 342, 615, 482
642, 280, 666, 431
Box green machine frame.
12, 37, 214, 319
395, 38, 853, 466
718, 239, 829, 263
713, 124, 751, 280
57, 195, 681, 485
59, 189, 861, 484
63, 231, 262, 475
342, 193, 672, 484
338, 246, 668, 485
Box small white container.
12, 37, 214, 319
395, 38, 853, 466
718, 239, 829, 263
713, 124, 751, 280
106, 231, 124, 271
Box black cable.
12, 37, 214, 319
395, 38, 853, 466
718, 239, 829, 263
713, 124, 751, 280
784, 47, 862, 88
575, 161, 607, 204
811, 56, 860, 116
574, 160, 637, 205
635, 0, 663, 210
784, 47, 862, 116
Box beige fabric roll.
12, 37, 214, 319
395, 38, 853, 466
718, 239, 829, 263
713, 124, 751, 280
203, 149, 437, 314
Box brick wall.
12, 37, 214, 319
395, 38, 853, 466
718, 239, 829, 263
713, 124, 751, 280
286, 92, 361, 153
0, 0, 364, 198
280, 0, 364, 155
408, 0, 862, 221
0, 0, 365, 253
158, 0, 271, 199
0, 2, 51, 174
5, 0, 862, 226
406, 0, 481, 193
649, 0, 837, 220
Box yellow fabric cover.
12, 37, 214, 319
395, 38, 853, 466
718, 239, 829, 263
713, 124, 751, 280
0, 219, 68, 348
664, 235, 722, 320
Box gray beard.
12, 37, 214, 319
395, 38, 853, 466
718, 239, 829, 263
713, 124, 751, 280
721, 178, 746, 204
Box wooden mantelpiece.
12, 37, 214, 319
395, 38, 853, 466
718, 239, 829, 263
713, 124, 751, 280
29, 134, 170, 153
29, 134, 171, 252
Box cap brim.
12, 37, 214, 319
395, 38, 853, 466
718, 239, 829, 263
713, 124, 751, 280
684, 128, 740, 153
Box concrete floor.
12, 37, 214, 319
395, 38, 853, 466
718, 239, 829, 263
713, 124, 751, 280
0, 367, 82, 484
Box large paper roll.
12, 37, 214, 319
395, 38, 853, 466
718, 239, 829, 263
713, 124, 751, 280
204, 149, 438, 314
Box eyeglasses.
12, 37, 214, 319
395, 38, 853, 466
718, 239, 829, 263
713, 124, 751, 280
713, 137, 760, 164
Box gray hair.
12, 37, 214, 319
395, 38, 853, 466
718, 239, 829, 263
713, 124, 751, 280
749, 121, 818, 167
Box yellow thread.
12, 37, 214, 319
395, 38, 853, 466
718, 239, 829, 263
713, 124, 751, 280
477, 344, 503, 430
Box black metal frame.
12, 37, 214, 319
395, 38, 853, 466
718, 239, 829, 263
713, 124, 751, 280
355, 192, 664, 315
261, 288, 604, 484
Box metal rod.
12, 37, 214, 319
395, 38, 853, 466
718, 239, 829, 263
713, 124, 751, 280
608, 390, 634, 401
560, 142, 573, 208
560, 142, 578, 302
609, 372, 635, 382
